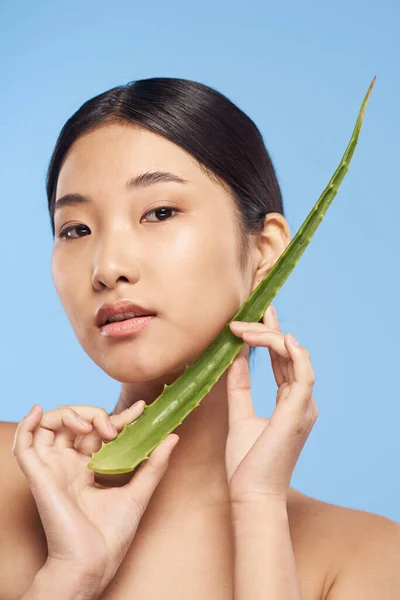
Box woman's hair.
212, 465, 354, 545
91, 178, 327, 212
46, 77, 285, 367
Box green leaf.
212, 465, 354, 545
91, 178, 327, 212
88, 77, 376, 474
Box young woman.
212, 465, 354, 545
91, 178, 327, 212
2, 78, 399, 600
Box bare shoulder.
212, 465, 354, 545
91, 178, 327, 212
0, 421, 25, 492
288, 487, 400, 599
0, 418, 45, 517
0, 420, 30, 483
0, 419, 42, 536
0, 422, 47, 599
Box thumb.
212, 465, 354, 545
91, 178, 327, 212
123, 434, 179, 517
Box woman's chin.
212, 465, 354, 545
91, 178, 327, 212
86, 332, 213, 384
98, 355, 190, 385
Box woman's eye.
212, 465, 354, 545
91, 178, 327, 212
59, 224, 90, 239
58, 207, 178, 238
143, 207, 179, 222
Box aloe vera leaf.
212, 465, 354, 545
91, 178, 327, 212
88, 77, 376, 474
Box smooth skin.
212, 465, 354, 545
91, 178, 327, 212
12, 401, 179, 597
12, 305, 314, 599
2, 122, 400, 599
227, 312, 317, 506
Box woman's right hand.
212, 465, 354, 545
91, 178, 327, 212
12, 402, 179, 595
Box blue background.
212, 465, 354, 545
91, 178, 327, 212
1, 1, 399, 522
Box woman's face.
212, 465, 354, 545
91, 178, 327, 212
52, 122, 256, 383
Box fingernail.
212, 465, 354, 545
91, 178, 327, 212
168, 435, 179, 449
288, 333, 299, 346
77, 415, 91, 427
269, 305, 277, 318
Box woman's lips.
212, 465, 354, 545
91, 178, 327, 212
100, 315, 156, 338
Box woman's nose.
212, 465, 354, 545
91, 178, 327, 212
91, 237, 141, 291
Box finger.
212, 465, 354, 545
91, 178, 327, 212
56, 407, 120, 450
12, 405, 46, 482
110, 401, 146, 431
269, 334, 315, 431
33, 407, 93, 450
264, 306, 296, 384
231, 327, 290, 361
122, 434, 179, 518
230, 321, 274, 333
238, 327, 296, 387
54, 410, 95, 450
239, 324, 295, 387
231, 318, 292, 387
34, 406, 118, 451
262, 305, 286, 386
284, 334, 316, 405
226, 355, 255, 427
75, 401, 145, 456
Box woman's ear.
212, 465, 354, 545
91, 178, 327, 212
251, 213, 291, 292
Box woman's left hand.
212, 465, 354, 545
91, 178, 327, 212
225, 305, 318, 506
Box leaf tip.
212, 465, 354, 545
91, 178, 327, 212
364, 76, 376, 105
368, 75, 376, 95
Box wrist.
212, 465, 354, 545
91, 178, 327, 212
230, 496, 288, 535
22, 560, 102, 600
230, 498, 302, 600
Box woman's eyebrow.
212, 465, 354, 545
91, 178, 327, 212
126, 170, 190, 190
54, 170, 191, 213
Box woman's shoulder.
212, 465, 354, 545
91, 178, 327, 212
0, 420, 19, 483
1, 420, 19, 474
0, 421, 47, 599
0, 419, 18, 437
289, 486, 399, 538
0, 420, 44, 529
288, 487, 400, 598
0, 420, 38, 522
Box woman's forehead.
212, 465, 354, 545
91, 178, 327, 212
56, 122, 229, 205
59, 124, 197, 180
